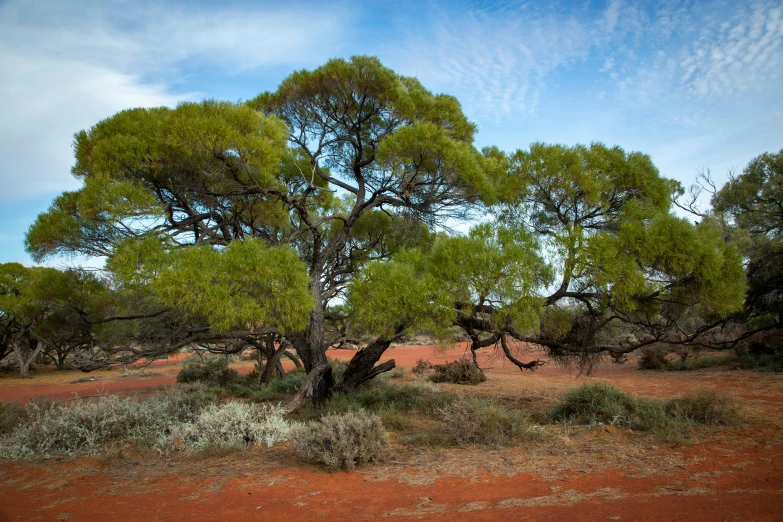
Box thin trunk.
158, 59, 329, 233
259, 335, 285, 385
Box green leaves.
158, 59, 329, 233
347, 251, 454, 339
153, 240, 312, 334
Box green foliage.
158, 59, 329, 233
713, 149, 783, 320
665, 392, 739, 426
430, 359, 487, 385
288, 409, 387, 471
153, 240, 313, 334
713, 149, 783, 239
439, 397, 540, 445
0, 401, 27, 436
428, 223, 549, 333
638, 346, 669, 370
347, 251, 454, 338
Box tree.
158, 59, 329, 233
25, 56, 494, 400
496, 143, 745, 364
712, 149, 783, 343
358, 143, 746, 373
0, 264, 86, 377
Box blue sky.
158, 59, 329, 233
1, 0, 782, 266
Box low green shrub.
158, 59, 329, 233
439, 397, 539, 446
549, 382, 644, 426
289, 409, 387, 471
269, 367, 307, 393
638, 346, 669, 370
389, 367, 407, 379
430, 359, 487, 385
549, 382, 740, 442
665, 391, 739, 426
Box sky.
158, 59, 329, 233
1, 0, 781, 266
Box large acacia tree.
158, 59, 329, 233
26, 56, 493, 398
348, 143, 747, 373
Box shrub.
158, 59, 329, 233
412, 359, 433, 374
430, 359, 486, 385
352, 380, 454, 414
665, 391, 739, 426
0, 401, 27, 436
269, 367, 307, 393
289, 409, 387, 471
439, 398, 539, 445
549, 382, 663, 428
549, 383, 740, 442
176, 357, 239, 386
638, 346, 669, 370
1, 386, 212, 459
159, 402, 289, 454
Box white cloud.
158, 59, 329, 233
679, 2, 783, 100
384, 7, 594, 119
0, 0, 350, 201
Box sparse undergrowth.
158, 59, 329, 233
439, 397, 541, 446
160, 402, 289, 455
0, 385, 293, 459
638, 347, 783, 373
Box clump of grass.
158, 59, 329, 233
288, 409, 387, 471
269, 367, 307, 393
439, 397, 540, 446
549, 382, 740, 442
665, 391, 739, 426
430, 359, 487, 385
728, 352, 783, 372
389, 367, 407, 379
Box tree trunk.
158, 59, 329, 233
286, 363, 333, 412
293, 269, 335, 403
339, 337, 397, 393
13, 339, 44, 379
259, 335, 285, 385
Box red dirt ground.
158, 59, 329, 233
1, 343, 782, 521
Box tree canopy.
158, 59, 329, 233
16, 56, 759, 395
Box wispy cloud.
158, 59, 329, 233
385, 4, 594, 118
0, 0, 351, 200
679, 2, 783, 100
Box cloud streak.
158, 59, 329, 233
0, 0, 351, 200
